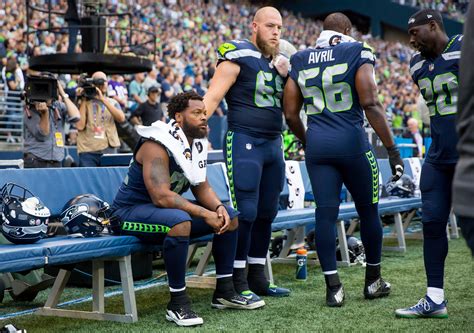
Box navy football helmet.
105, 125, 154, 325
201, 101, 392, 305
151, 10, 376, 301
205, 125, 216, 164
386, 175, 416, 198
60, 194, 113, 237
0, 183, 50, 244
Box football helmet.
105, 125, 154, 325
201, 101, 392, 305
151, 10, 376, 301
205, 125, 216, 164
336, 236, 366, 265
60, 194, 113, 237
0, 183, 50, 244
386, 174, 416, 198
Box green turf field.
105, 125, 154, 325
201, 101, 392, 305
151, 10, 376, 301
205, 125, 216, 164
1, 238, 473, 332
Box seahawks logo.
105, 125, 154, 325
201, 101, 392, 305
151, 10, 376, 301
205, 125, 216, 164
61, 203, 88, 223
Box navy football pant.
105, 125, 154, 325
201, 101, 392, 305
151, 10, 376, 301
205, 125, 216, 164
420, 162, 456, 289
306, 151, 382, 273
114, 204, 239, 289
225, 131, 285, 264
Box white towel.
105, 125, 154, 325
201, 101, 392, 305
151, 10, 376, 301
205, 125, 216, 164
315, 30, 356, 48
136, 120, 208, 185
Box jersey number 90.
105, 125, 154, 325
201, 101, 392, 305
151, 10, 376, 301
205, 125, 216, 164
418, 73, 458, 116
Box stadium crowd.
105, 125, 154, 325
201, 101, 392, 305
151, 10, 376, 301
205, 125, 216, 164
394, 0, 470, 21
0, 0, 462, 153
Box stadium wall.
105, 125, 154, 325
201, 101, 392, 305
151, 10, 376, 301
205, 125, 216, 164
276, 0, 463, 38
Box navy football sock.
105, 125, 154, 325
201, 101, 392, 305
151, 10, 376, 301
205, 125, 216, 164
423, 222, 448, 289
235, 219, 253, 262
247, 263, 269, 292
215, 276, 235, 298
213, 228, 238, 276
324, 273, 342, 291
314, 207, 339, 272
163, 235, 189, 291
248, 218, 272, 259
357, 203, 383, 266
233, 267, 249, 293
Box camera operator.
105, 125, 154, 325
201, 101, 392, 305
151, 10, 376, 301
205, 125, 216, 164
23, 78, 80, 168
76, 71, 125, 167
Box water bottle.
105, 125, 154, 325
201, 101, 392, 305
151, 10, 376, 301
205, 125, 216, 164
296, 248, 307, 280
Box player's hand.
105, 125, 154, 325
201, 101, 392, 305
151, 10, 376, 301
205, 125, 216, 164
387, 145, 404, 181
216, 205, 231, 234
204, 211, 224, 234
273, 55, 290, 78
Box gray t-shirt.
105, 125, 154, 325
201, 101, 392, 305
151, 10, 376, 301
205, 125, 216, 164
23, 101, 73, 162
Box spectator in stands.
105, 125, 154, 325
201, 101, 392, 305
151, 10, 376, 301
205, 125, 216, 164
193, 73, 206, 96
130, 85, 164, 126
128, 73, 147, 112
23, 80, 80, 168
108, 74, 128, 110
160, 70, 175, 117
76, 71, 125, 167
1, 57, 24, 143
111, 92, 263, 327
403, 117, 423, 157
143, 67, 160, 93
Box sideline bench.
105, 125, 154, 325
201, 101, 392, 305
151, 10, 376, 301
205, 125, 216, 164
0, 159, 428, 322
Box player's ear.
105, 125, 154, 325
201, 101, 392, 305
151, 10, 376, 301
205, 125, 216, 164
429, 21, 437, 32
175, 111, 183, 123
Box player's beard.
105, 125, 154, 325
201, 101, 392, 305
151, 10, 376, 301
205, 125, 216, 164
256, 30, 279, 57
182, 118, 207, 139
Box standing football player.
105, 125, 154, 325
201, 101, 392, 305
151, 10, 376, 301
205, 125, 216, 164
203, 6, 291, 302
284, 12, 404, 307
395, 9, 461, 319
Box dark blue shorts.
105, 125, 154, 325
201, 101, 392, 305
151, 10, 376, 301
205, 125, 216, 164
113, 203, 238, 244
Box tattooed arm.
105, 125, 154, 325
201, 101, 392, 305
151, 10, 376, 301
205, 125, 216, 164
137, 141, 224, 231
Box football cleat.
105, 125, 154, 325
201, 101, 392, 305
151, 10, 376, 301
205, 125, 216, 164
240, 290, 264, 303
364, 278, 391, 299
253, 283, 291, 297
395, 296, 448, 319
326, 284, 345, 307
165, 307, 203, 327
211, 293, 265, 310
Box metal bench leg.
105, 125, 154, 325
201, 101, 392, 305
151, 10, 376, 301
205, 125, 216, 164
195, 242, 213, 276
186, 243, 198, 269
383, 213, 407, 252
336, 220, 350, 267
278, 229, 297, 259
37, 255, 138, 323
264, 251, 274, 284
449, 210, 459, 239
92, 260, 105, 313
119, 256, 138, 323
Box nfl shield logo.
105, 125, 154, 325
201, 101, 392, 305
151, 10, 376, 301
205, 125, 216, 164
246, 143, 252, 150
429, 63, 435, 71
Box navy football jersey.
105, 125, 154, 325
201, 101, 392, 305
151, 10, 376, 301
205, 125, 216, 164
217, 39, 284, 138
289, 41, 375, 157
410, 35, 461, 164
112, 139, 190, 209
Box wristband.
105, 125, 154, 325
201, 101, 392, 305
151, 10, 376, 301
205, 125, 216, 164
215, 203, 225, 212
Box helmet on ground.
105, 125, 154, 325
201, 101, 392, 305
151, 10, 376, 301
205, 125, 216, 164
336, 236, 366, 265
60, 194, 112, 237
1, 183, 50, 244
386, 174, 416, 198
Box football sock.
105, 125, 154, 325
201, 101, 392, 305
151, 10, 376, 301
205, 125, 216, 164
248, 218, 272, 258
235, 219, 253, 262
168, 289, 190, 310
163, 235, 189, 291
233, 267, 249, 293
324, 272, 342, 291
365, 263, 381, 283
357, 203, 383, 265
314, 207, 339, 272
427, 287, 445, 305
423, 222, 448, 289
247, 262, 269, 292
215, 276, 235, 298
213, 228, 237, 276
